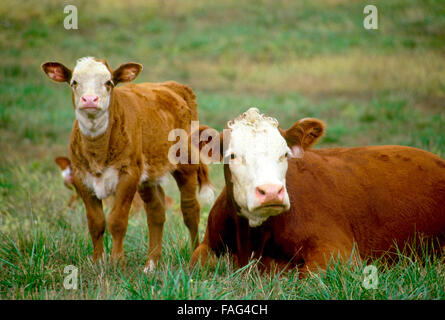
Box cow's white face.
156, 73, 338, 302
225, 108, 291, 227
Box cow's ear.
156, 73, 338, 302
279, 118, 325, 158
54, 156, 71, 170
42, 62, 72, 83
113, 62, 143, 84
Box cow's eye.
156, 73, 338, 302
105, 80, 114, 87
230, 153, 236, 160
71, 80, 78, 87
280, 153, 288, 161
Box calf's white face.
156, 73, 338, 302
42, 57, 142, 137
71, 57, 113, 136
226, 108, 291, 227
71, 58, 113, 111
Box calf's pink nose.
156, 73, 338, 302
255, 184, 285, 204
81, 95, 99, 108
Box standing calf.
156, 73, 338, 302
191, 108, 445, 274
43, 57, 212, 272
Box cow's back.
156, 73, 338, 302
282, 145, 445, 258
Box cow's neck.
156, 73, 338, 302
76, 97, 118, 173
224, 165, 253, 264
223, 164, 242, 213
79, 125, 112, 173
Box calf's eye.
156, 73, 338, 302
230, 153, 236, 160
71, 80, 78, 87
105, 80, 114, 87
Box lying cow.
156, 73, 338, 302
191, 108, 445, 274
42, 57, 213, 272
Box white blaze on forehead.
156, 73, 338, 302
72, 57, 111, 83
227, 108, 289, 162
226, 108, 291, 226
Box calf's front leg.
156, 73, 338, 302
74, 176, 105, 262
107, 173, 138, 264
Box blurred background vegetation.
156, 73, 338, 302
0, 0, 444, 299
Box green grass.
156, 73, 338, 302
0, 0, 444, 299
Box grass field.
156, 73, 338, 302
0, 0, 444, 299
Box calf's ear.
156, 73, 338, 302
54, 156, 71, 170
41, 62, 72, 83
113, 62, 143, 84
279, 118, 325, 158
